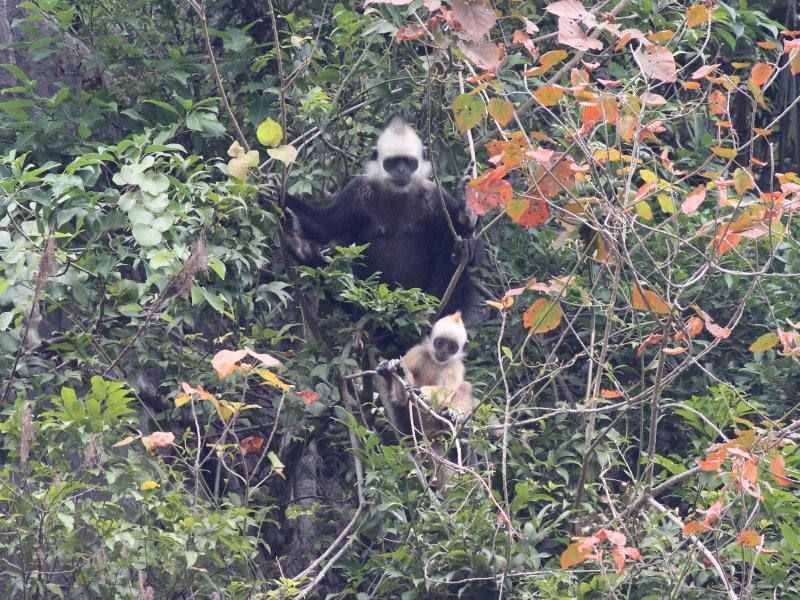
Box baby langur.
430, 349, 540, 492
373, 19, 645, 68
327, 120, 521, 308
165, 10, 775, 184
377, 312, 474, 485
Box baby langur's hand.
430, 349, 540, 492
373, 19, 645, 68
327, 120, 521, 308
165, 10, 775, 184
440, 408, 465, 425
376, 358, 404, 379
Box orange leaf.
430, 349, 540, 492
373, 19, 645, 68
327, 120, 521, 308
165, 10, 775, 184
600, 389, 623, 398
753, 128, 773, 136
637, 333, 664, 357
683, 520, 711, 535
698, 447, 728, 471
751, 63, 774, 86
709, 89, 726, 115
674, 315, 704, 341
560, 539, 591, 570
737, 530, 762, 547
686, 4, 712, 28
662, 346, 688, 355
632, 286, 670, 315
240, 436, 265, 455
533, 86, 564, 107
523, 298, 563, 333
682, 81, 701, 90
757, 41, 777, 49
769, 454, 792, 487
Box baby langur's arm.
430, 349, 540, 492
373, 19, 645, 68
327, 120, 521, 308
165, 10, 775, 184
376, 357, 416, 406
425, 382, 473, 425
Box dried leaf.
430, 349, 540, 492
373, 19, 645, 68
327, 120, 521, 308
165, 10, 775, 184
451, 0, 497, 41
633, 44, 677, 83
737, 530, 762, 547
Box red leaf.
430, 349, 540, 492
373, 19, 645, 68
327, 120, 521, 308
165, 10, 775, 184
691, 63, 720, 79
296, 390, 320, 405
467, 178, 513, 216
240, 436, 265, 455
451, 0, 497, 41
681, 184, 707, 214
611, 547, 626, 575
633, 44, 677, 83
457, 40, 501, 71
557, 17, 604, 52
545, 0, 593, 20
700, 497, 724, 525
506, 196, 550, 227
703, 315, 731, 339
395, 25, 426, 40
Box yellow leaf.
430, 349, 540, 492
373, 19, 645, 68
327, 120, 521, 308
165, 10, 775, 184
710, 146, 737, 159
632, 286, 670, 314
593, 148, 622, 163
733, 168, 753, 196
639, 169, 658, 184
113, 435, 137, 448
748, 332, 779, 352
657, 193, 676, 214
267, 145, 298, 166
257, 117, 283, 148
523, 298, 563, 334
255, 368, 294, 392
141, 480, 159, 491
175, 393, 191, 408
540, 49, 568, 66
635, 200, 653, 220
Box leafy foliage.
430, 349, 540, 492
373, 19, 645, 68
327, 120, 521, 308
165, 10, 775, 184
1, 0, 799, 597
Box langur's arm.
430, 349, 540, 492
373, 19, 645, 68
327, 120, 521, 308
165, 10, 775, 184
283, 180, 367, 243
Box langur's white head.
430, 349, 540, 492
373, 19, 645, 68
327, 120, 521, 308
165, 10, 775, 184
364, 116, 432, 188
427, 312, 468, 364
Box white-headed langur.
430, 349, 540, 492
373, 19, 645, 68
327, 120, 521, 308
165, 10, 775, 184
275, 115, 483, 324
376, 311, 474, 487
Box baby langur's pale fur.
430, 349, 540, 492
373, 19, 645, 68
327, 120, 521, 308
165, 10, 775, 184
380, 312, 474, 486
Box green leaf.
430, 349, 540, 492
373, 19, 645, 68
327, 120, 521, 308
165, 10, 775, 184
132, 224, 162, 247
452, 93, 485, 134
257, 117, 283, 147
748, 332, 778, 353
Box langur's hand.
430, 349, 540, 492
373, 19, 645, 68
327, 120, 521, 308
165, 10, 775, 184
376, 358, 404, 379
450, 236, 477, 265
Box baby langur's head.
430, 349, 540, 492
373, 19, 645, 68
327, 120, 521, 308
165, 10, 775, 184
427, 312, 468, 363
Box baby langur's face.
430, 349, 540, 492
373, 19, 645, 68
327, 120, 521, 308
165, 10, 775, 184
432, 335, 461, 363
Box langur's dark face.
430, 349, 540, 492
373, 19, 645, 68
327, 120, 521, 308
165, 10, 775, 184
432, 335, 460, 363
383, 156, 419, 188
